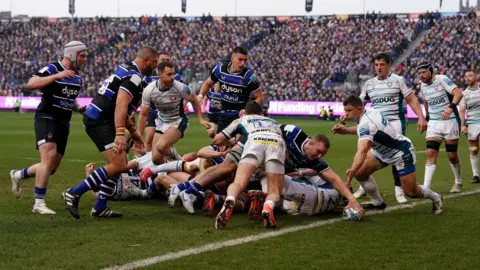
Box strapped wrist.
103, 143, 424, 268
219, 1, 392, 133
116, 126, 126, 136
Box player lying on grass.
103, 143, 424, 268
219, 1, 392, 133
139, 139, 235, 179
332, 95, 443, 215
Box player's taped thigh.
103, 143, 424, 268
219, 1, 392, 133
445, 143, 458, 152
426, 140, 441, 151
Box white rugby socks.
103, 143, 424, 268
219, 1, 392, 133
423, 163, 436, 189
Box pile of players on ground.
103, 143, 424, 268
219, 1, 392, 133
9, 43, 480, 229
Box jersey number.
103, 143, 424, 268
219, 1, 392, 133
98, 75, 114, 95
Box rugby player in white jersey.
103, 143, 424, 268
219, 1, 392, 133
214, 101, 286, 229
137, 61, 210, 179
417, 62, 464, 192
459, 70, 480, 184
355, 53, 427, 204
333, 95, 443, 214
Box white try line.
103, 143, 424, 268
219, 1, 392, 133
103, 188, 480, 270
416, 149, 445, 154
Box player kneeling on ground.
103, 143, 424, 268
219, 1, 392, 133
332, 95, 443, 215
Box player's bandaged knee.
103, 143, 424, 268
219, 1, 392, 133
426, 140, 441, 151
469, 146, 478, 152
445, 143, 458, 152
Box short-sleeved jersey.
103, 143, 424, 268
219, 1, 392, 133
142, 80, 192, 122
207, 88, 222, 115
209, 62, 260, 114
220, 115, 282, 139
33, 61, 83, 122
142, 73, 183, 112
142, 75, 159, 113
358, 108, 412, 158
280, 124, 330, 174
460, 85, 480, 125
420, 74, 459, 122
359, 73, 412, 122
88, 61, 143, 120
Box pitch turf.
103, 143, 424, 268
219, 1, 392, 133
0, 111, 478, 269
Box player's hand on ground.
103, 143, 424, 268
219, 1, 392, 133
85, 163, 95, 176
347, 199, 365, 216
417, 118, 427, 133
461, 125, 468, 135
113, 135, 126, 154
331, 124, 346, 135
55, 70, 76, 79
200, 119, 211, 129
345, 168, 355, 186
339, 115, 347, 125
442, 108, 453, 120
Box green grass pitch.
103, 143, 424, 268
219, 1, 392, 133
0, 111, 479, 269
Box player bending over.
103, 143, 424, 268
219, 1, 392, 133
332, 95, 443, 215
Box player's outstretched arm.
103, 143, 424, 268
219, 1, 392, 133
404, 93, 427, 133
346, 139, 372, 185
198, 146, 227, 159
331, 124, 357, 135
321, 169, 361, 211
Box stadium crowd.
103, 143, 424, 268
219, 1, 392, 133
0, 13, 478, 101
398, 14, 480, 95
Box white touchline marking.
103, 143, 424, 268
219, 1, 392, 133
416, 149, 445, 154
103, 189, 480, 270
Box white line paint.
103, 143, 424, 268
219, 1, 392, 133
416, 149, 445, 154
103, 188, 480, 270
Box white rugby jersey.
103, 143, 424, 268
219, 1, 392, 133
420, 75, 459, 122
142, 80, 192, 122
220, 115, 283, 139
358, 108, 412, 160
359, 73, 412, 122
460, 85, 480, 125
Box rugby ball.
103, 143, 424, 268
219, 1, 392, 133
342, 207, 362, 221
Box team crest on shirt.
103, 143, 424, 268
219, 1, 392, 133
170, 96, 177, 102
387, 82, 393, 88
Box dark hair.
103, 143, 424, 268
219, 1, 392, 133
232, 46, 248, 55
244, 101, 263, 115
343, 95, 363, 107
466, 69, 478, 75
373, 53, 391, 65
158, 51, 171, 57
157, 61, 174, 72
312, 134, 330, 149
